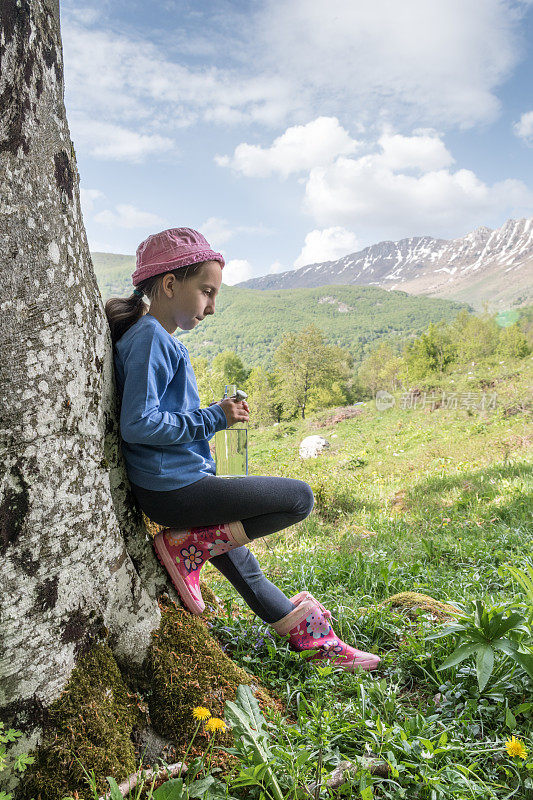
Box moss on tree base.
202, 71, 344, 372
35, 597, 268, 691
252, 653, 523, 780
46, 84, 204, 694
18, 645, 144, 800
146, 597, 272, 749
16, 597, 274, 800
142, 511, 164, 539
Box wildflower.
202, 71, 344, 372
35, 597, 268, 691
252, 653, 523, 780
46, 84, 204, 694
506, 736, 528, 759
205, 717, 226, 733
192, 706, 211, 721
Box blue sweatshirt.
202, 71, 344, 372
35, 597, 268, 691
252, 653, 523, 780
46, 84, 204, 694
113, 313, 227, 491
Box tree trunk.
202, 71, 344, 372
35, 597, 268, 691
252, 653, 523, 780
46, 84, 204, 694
0, 0, 171, 777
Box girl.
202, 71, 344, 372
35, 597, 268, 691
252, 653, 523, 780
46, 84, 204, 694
105, 227, 380, 672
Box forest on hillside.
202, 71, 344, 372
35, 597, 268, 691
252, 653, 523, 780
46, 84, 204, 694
193, 307, 532, 424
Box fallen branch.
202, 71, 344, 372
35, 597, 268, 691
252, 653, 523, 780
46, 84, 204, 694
330, 757, 390, 785
305, 756, 390, 796
98, 762, 187, 799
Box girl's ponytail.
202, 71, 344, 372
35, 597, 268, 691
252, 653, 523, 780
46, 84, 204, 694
105, 290, 148, 348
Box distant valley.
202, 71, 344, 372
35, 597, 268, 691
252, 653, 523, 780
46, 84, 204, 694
92, 251, 468, 368
92, 216, 531, 367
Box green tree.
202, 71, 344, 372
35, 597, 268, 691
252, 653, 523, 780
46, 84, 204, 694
497, 323, 531, 358
191, 356, 214, 406
308, 379, 351, 411
357, 341, 403, 396
210, 350, 250, 398
448, 308, 500, 362
516, 304, 533, 349
403, 322, 457, 381
274, 325, 353, 419
244, 367, 278, 427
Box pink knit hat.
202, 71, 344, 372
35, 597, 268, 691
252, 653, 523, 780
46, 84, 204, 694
132, 227, 225, 286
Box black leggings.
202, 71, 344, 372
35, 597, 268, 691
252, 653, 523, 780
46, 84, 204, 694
131, 475, 314, 623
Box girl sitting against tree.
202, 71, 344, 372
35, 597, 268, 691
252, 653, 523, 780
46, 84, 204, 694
104, 227, 380, 672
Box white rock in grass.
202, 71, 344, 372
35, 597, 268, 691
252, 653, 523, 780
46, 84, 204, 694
299, 435, 330, 458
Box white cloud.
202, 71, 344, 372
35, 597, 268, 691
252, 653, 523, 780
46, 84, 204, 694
93, 205, 167, 229
269, 260, 286, 274
80, 188, 104, 214
71, 119, 174, 163
294, 228, 360, 267
255, 0, 524, 128
200, 218, 275, 251
303, 154, 533, 240
68, 6, 101, 25
62, 0, 529, 160
514, 111, 533, 144
61, 3, 533, 258
62, 17, 293, 144
200, 218, 235, 246
88, 240, 131, 254
378, 130, 454, 172
216, 117, 360, 178
223, 259, 253, 285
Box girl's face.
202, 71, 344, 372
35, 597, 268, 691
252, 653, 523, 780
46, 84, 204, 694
163, 260, 222, 331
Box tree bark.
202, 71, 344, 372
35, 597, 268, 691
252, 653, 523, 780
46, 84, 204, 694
0, 0, 168, 773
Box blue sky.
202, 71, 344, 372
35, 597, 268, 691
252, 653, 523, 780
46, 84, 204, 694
61, 0, 533, 285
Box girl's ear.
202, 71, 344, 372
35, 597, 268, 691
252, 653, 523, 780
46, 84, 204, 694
160, 273, 175, 298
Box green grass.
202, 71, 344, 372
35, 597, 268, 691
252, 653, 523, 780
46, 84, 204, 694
202, 356, 533, 798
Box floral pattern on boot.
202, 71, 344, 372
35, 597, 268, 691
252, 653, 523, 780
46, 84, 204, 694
181, 544, 204, 572
206, 538, 234, 557
305, 611, 332, 639
153, 521, 248, 615
166, 531, 189, 548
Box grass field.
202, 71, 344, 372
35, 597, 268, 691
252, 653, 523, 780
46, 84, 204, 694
201, 356, 533, 798
14, 357, 530, 800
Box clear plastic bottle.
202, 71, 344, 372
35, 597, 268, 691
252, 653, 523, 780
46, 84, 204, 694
214, 384, 248, 478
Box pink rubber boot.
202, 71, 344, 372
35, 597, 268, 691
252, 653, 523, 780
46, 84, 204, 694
153, 522, 249, 615
272, 591, 381, 672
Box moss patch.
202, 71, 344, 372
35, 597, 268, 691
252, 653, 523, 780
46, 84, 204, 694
377, 591, 461, 621
18, 644, 145, 800
198, 582, 225, 617
142, 511, 164, 538
146, 597, 273, 751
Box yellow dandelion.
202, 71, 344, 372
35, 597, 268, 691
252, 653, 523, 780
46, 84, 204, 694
505, 736, 528, 759
192, 706, 211, 721
205, 717, 226, 733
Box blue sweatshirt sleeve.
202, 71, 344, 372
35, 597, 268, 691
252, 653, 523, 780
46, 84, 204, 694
119, 331, 227, 445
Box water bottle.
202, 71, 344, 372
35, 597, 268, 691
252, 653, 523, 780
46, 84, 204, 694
214, 384, 248, 478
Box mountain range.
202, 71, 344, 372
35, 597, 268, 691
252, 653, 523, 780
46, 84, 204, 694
237, 217, 533, 310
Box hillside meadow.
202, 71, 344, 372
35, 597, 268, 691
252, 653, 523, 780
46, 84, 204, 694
199, 355, 533, 799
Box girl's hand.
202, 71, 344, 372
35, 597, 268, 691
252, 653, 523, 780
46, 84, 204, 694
219, 398, 250, 427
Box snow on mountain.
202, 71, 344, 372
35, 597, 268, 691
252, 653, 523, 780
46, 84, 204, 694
238, 217, 533, 309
